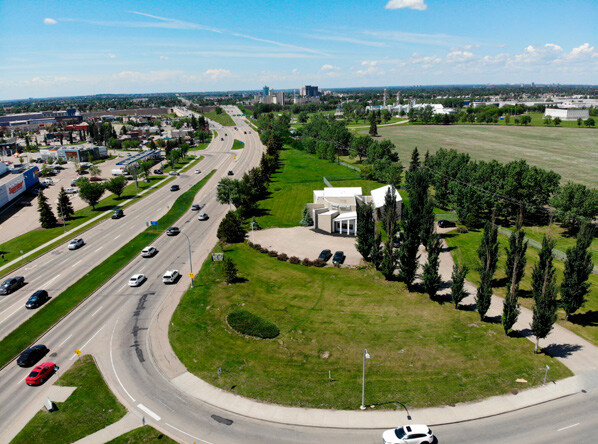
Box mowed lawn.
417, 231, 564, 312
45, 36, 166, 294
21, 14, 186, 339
444, 229, 598, 345
377, 125, 598, 187
256, 149, 384, 228
170, 243, 570, 410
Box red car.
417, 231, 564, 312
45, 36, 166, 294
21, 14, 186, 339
89, 176, 102, 182
26, 362, 57, 386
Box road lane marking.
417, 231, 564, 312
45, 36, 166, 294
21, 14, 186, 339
114, 234, 121, 240
1, 306, 23, 323
57, 334, 72, 348
110, 318, 136, 402
71, 260, 82, 268
70, 325, 105, 360
94, 247, 103, 252
25, 264, 37, 270
91, 306, 103, 317
557, 423, 580, 432
42, 274, 61, 288
137, 403, 161, 421
165, 423, 213, 444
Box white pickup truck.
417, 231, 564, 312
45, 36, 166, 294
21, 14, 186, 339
111, 168, 125, 176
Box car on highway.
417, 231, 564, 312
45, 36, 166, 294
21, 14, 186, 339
65, 187, 78, 194
227, 170, 234, 175
17, 345, 49, 367
0, 276, 25, 295
382, 424, 434, 444
332, 251, 345, 265
26, 362, 57, 386
194, 169, 201, 174
128, 274, 146, 287
170, 184, 180, 191
198, 212, 209, 221
154, 168, 163, 174
191, 204, 200, 211
169, 171, 180, 176
111, 209, 124, 219
162, 269, 180, 284
166, 226, 180, 236
438, 220, 456, 228
317, 249, 332, 262
68, 238, 85, 250
25, 290, 49, 309
220, 138, 224, 141
141, 246, 157, 258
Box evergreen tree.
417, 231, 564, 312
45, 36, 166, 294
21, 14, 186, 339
37, 190, 57, 228
370, 233, 383, 269
450, 263, 469, 309
300, 206, 313, 226
355, 203, 376, 261
560, 224, 594, 320
222, 257, 238, 284
422, 233, 442, 299
531, 236, 558, 353
56, 187, 74, 221
420, 198, 436, 250
368, 112, 378, 136
217, 211, 246, 243
379, 239, 398, 280
475, 220, 499, 320
502, 217, 527, 334
408, 147, 420, 173
382, 186, 398, 238
398, 204, 420, 290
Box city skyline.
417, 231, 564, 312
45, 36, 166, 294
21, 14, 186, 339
1, 0, 597, 100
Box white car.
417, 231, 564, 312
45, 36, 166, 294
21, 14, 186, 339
68, 238, 84, 250
194, 169, 201, 174
198, 213, 208, 221
128, 274, 146, 287
382, 425, 434, 444
141, 246, 157, 258
162, 270, 180, 284
168, 171, 180, 176
65, 187, 78, 194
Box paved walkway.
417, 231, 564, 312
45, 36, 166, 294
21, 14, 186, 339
73, 412, 141, 444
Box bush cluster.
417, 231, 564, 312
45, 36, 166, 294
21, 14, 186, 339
268, 250, 278, 258
302, 258, 312, 266
313, 259, 326, 268
227, 310, 280, 339
277, 253, 288, 261
289, 256, 300, 264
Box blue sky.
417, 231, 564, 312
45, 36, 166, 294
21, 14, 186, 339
1, 0, 597, 100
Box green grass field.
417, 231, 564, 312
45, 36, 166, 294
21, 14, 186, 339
11, 355, 126, 444
444, 228, 598, 345
170, 243, 570, 410
107, 427, 177, 444
203, 110, 235, 126
232, 139, 245, 150
376, 125, 598, 187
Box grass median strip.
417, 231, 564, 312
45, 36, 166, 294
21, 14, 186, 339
11, 354, 126, 444
0, 170, 216, 369
232, 139, 245, 150
107, 427, 177, 444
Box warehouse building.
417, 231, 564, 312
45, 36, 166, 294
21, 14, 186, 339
544, 108, 589, 121
0, 163, 39, 209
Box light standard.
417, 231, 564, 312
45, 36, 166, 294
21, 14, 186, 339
180, 232, 194, 288
360, 348, 371, 410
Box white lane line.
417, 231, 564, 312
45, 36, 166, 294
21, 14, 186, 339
137, 403, 161, 421
25, 264, 37, 270
69, 324, 105, 360
110, 319, 136, 402
71, 260, 82, 268
165, 423, 213, 444
16, 377, 26, 386
1, 305, 23, 323
57, 334, 72, 348
91, 306, 103, 317
114, 234, 121, 240
94, 247, 103, 252
42, 274, 61, 288
557, 423, 580, 432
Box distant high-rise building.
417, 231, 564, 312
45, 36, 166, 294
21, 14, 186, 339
263, 86, 270, 96
276, 91, 285, 106
302, 85, 319, 97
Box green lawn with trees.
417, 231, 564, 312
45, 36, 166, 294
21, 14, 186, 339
203, 110, 235, 126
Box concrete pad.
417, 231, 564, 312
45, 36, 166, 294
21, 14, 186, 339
73, 412, 141, 444
46, 385, 77, 402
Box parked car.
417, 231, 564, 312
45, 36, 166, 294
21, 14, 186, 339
154, 169, 163, 174
194, 169, 201, 174
0, 276, 25, 295
17, 345, 49, 367
68, 238, 84, 250
318, 249, 332, 262
166, 226, 180, 236
26, 362, 57, 386
42, 178, 53, 185
382, 425, 434, 444
169, 171, 180, 176
111, 209, 124, 219
332, 251, 345, 265
227, 170, 234, 175
141, 246, 157, 258
89, 176, 102, 182
128, 274, 146, 287
438, 220, 456, 228
25, 290, 49, 309
65, 187, 78, 194
170, 184, 180, 191
162, 270, 180, 284
191, 204, 200, 211
19, 200, 33, 207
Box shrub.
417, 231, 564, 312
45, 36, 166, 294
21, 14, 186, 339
313, 259, 326, 268
252, 243, 262, 250
277, 253, 288, 261
247, 241, 254, 248
302, 258, 312, 266
268, 250, 278, 258
227, 310, 280, 339
456, 227, 469, 233
222, 257, 238, 284
289, 256, 300, 264
261, 247, 269, 254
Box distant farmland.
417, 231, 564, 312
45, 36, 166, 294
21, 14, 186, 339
377, 125, 598, 188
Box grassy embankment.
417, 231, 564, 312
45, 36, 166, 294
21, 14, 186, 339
107, 427, 177, 444
203, 111, 235, 126
232, 139, 245, 150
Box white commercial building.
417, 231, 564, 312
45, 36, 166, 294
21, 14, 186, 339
544, 108, 589, 121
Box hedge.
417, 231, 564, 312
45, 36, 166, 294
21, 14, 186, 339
227, 309, 280, 339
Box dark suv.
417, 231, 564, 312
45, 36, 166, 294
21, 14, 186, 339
332, 251, 345, 265
17, 345, 49, 367
0, 276, 25, 295
170, 184, 180, 192
111, 209, 124, 219
318, 249, 332, 262
25, 290, 49, 309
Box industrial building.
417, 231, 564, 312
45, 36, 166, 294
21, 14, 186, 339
0, 109, 82, 130
0, 163, 39, 209
544, 108, 589, 121
114, 150, 162, 172
39, 144, 108, 162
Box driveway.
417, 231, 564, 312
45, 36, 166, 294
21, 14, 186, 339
251, 226, 362, 266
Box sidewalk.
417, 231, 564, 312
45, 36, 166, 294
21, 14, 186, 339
73, 412, 141, 444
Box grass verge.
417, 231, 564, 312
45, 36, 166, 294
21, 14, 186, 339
170, 243, 570, 410
0, 170, 216, 369
203, 111, 235, 126
107, 427, 177, 444
232, 139, 245, 150
11, 355, 126, 444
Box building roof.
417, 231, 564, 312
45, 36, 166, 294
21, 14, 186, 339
334, 211, 357, 221
322, 187, 362, 198
371, 185, 402, 208
319, 209, 338, 216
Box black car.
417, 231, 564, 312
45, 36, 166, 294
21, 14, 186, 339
332, 251, 345, 265
227, 170, 234, 176
438, 220, 456, 228
166, 226, 180, 236
318, 249, 332, 262
111, 209, 124, 219
191, 204, 200, 211
25, 290, 49, 309
221, 138, 224, 141
0, 276, 25, 295
170, 184, 180, 191
154, 169, 163, 174
17, 345, 49, 367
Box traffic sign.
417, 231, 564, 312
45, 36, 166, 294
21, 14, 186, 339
150, 221, 158, 226
189, 273, 195, 279
74, 349, 81, 355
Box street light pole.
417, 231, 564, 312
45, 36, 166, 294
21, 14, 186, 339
181, 232, 194, 288
360, 348, 371, 410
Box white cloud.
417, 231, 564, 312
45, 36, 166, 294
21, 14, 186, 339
364, 30, 471, 47
320, 64, 340, 71
446, 50, 475, 64
204, 68, 231, 80
385, 0, 427, 11
569, 42, 595, 58
361, 60, 378, 66
309, 34, 386, 47
159, 56, 169, 60
356, 66, 385, 76
107, 53, 117, 59
545, 43, 562, 52
43, 18, 57, 25
292, 68, 299, 74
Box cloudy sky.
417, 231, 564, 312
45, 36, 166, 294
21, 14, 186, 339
0, 0, 596, 100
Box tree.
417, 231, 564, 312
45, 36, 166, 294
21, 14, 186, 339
450, 263, 469, 309
502, 216, 528, 334
138, 160, 154, 179
398, 204, 420, 289
520, 115, 532, 125
382, 187, 398, 238
37, 190, 57, 228
422, 233, 442, 299
531, 236, 558, 353
550, 182, 598, 231
300, 206, 313, 226
217, 211, 246, 243
222, 257, 238, 284
56, 187, 74, 221
368, 112, 378, 136
560, 224, 594, 320
79, 181, 105, 210
577, 117, 583, 127
88, 165, 101, 177
104, 175, 127, 199
584, 118, 595, 127
553, 117, 562, 126
379, 238, 398, 280
356, 203, 376, 261
475, 220, 499, 320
